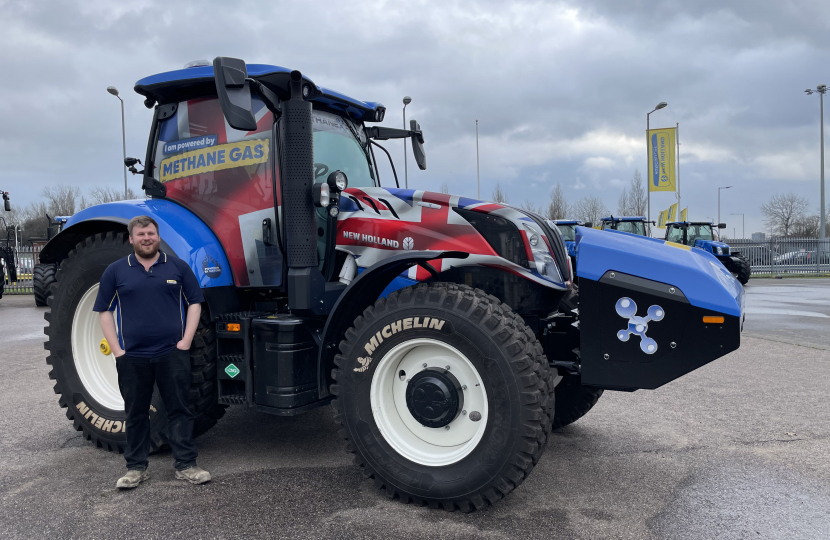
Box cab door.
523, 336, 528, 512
151, 95, 283, 287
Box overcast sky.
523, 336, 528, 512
2, 0, 829, 236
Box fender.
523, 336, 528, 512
39, 199, 233, 288
317, 250, 468, 397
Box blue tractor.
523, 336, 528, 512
550, 219, 589, 259
665, 221, 751, 284
599, 216, 651, 236
39, 57, 744, 511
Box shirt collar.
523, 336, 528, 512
128, 250, 167, 267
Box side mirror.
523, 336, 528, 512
410, 120, 427, 170
584, 222, 593, 228
213, 57, 257, 131
718, 223, 727, 229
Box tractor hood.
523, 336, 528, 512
694, 239, 730, 255
575, 226, 742, 316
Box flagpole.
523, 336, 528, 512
676, 122, 681, 221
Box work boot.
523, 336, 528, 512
175, 466, 211, 485
116, 469, 150, 489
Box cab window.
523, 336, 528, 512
666, 226, 684, 243
312, 110, 375, 188
556, 225, 576, 242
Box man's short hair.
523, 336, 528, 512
128, 215, 159, 236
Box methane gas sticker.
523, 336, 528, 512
159, 139, 269, 183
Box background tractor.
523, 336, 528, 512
599, 216, 651, 236
1, 190, 15, 301
665, 221, 751, 284
40, 57, 743, 511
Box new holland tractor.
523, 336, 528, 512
41, 58, 744, 511
665, 221, 751, 284
599, 216, 651, 236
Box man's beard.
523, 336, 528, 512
134, 241, 160, 258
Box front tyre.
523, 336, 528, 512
331, 283, 554, 511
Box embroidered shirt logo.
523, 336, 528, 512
615, 297, 664, 354
167, 280, 178, 284
354, 356, 373, 373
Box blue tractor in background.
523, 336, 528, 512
550, 219, 589, 259
665, 221, 751, 284
37, 57, 744, 512
599, 216, 651, 236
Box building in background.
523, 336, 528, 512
751, 232, 766, 242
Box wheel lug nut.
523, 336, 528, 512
422, 363, 427, 368
461, 385, 467, 390
445, 365, 450, 370
462, 410, 467, 415
444, 425, 450, 430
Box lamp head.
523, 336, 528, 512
403, 96, 412, 105
107, 86, 119, 97
655, 101, 667, 110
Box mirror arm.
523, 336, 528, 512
246, 78, 281, 116
365, 126, 421, 141
369, 141, 400, 188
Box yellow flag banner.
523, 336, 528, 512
656, 209, 669, 228
680, 207, 688, 221
667, 202, 678, 222
647, 127, 677, 192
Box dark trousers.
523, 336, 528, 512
116, 348, 197, 471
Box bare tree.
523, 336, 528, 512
439, 181, 450, 194
546, 183, 569, 220
761, 192, 809, 236
573, 195, 609, 225
85, 185, 140, 207
491, 182, 508, 203
520, 200, 542, 214
42, 185, 82, 216
617, 187, 630, 215
628, 169, 647, 216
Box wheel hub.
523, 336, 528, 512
405, 367, 464, 428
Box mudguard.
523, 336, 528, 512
575, 227, 743, 390
317, 250, 468, 397
40, 199, 233, 288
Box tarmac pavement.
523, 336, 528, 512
0, 278, 828, 539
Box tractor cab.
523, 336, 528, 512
599, 216, 650, 236
665, 222, 750, 284
550, 219, 588, 257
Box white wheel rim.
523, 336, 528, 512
71, 284, 124, 411
369, 338, 488, 467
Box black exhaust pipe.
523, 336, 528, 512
281, 70, 325, 313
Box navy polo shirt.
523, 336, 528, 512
93, 251, 205, 358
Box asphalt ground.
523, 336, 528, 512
1, 278, 829, 539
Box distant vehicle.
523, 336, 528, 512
774, 250, 830, 265
550, 219, 590, 258
665, 222, 750, 284
599, 216, 650, 236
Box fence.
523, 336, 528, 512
727, 237, 830, 277
2, 245, 41, 294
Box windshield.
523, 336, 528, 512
603, 220, 646, 236
687, 224, 713, 244
312, 110, 375, 188
556, 224, 576, 242
666, 225, 684, 243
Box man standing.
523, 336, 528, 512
94, 215, 211, 489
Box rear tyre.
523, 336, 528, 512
33, 263, 57, 307
331, 283, 554, 512
44, 232, 222, 453
551, 288, 603, 430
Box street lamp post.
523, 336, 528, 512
731, 213, 745, 239
107, 86, 128, 199
403, 96, 412, 189
718, 186, 732, 238
805, 85, 827, 258
646, 101, 668, 231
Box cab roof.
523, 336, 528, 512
134, 63, 385, 122
667, 222, 713, 226
600, 216, 646, 222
